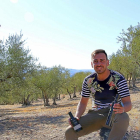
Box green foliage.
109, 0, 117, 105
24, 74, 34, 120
48, 65, 70, 98
109, 23, 140, 86
31, 65, 70, 105
72, 72, 92, 92
0, 31, 92, 104
0, 32, 38, 104
2, 23, 140, 104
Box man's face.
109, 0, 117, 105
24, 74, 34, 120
91, 53, 109, 74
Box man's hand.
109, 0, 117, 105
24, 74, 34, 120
68, 117, 79, 127
113, 103, 124, 114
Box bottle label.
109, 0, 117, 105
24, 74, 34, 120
73, 124, 82, 131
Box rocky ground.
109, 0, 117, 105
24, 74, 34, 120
0, 82, 140, 140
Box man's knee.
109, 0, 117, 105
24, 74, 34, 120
108, 113, 130, 140
116, 113, 129, 123
65, 126, 78, 140
65, 126, 71, 137
114, 113, 129, 128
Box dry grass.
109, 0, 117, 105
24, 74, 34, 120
0, 82, 140, 139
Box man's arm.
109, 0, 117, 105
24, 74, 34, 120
121, 96, 132, 112
75, 96, 89, 119
113, 96, 132, 114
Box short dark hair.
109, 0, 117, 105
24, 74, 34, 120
91, 49, 108, 60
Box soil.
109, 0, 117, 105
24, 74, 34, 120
0, 82, 140, 140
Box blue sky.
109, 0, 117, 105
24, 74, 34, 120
0, 0, 140, 69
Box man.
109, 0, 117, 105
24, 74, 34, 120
65, 49, 132, 140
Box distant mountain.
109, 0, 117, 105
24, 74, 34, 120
69, 69, 94, 76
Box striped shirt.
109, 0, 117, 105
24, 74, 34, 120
81, 70, 130, 109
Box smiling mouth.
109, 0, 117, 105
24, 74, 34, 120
96, 67, 102, 69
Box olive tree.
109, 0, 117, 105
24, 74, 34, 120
0, 32, 37, 104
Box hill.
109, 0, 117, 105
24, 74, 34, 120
69, 69, 94, 76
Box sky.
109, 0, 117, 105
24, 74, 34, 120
0, 0, 140, 69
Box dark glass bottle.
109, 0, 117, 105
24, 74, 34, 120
68, 112, 82, 132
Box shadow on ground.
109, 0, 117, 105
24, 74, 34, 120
0, 115, 65, 134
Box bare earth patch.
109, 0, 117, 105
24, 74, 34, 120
0, 83, 140, 140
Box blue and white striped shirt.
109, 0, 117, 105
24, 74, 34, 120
81, 70, 130, 109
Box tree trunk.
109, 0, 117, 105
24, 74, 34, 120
52, 97, 57, 105
42, 91, 50, 106
44, 94, 50, 106
73, 86, 76, 98
23, 94, 31, 105
128, 79, 131, 89
128, 73, 132, 89
58, 94, 61, 100
67, 89, 71, 99
42, 92, 46, 105
127, 74, 129, 81
132, 75, 136, 88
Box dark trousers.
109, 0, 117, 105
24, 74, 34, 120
65, 108, 129, 140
